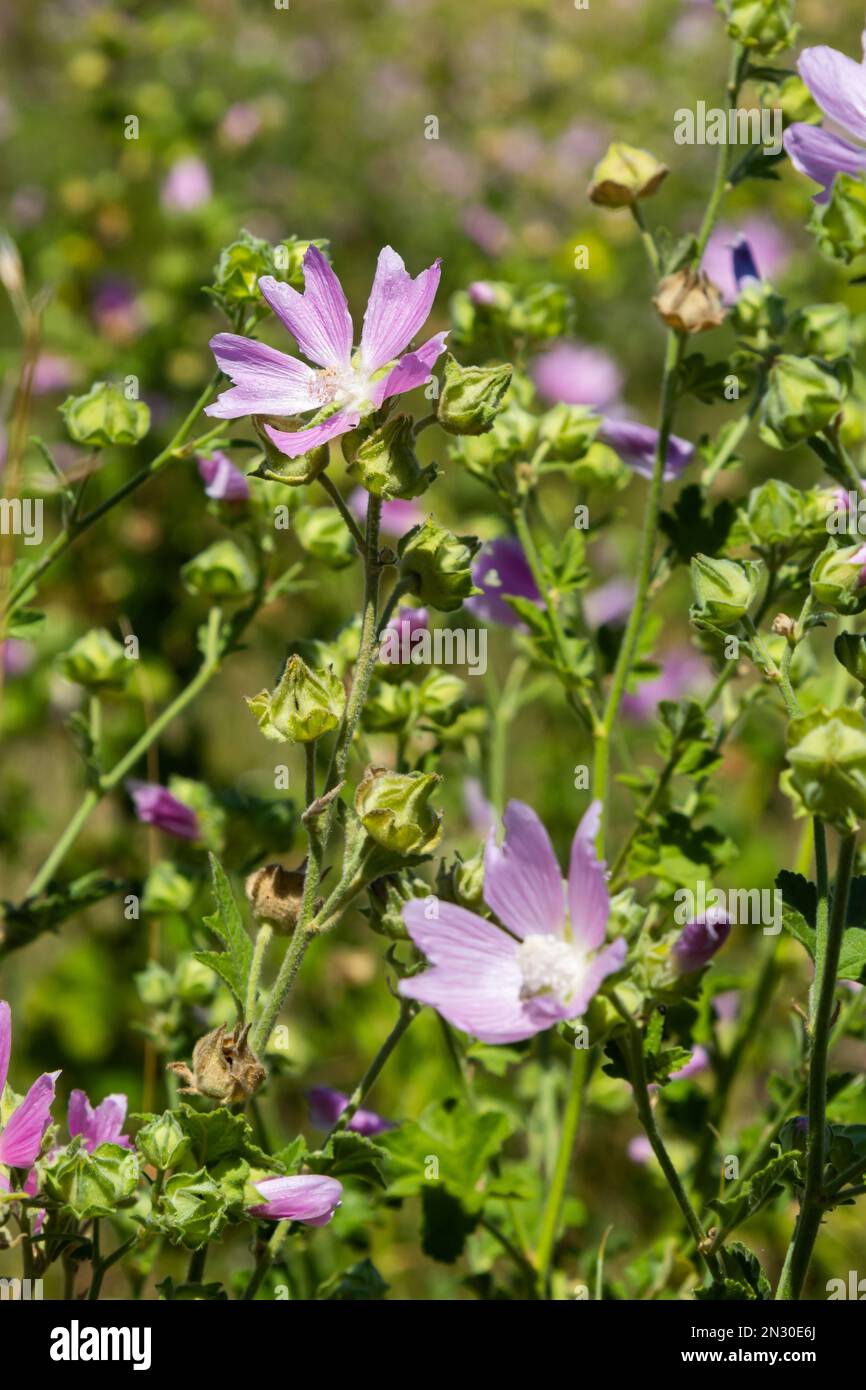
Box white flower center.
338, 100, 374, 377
516, 934, 587, 1006
313, 364, 375, 414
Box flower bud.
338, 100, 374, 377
759, 355, 848, 450
436, 850, 486, 913
653, 269, 726, 335
174, 957, 218, 1006
294, 506, 355, 569
810, 543, 866, 616
246, 654, 345, 744
141, 861, 197, 916
778, 1115, 810, 1153
507, 283, 573, 340
724, 0, 798, 56
437, 355, 513, 436
245, 862, 307, 933
810, 174, 866, 265
790, 304, 851, 360
363, 677, 416, 732
731, 279, 786, 342
731, 479, 809, 553
355, 765, 443, 856
397, 518, 481, 612
252, 415, 330, 485
690, 554, 761, 628
784, 706, 866, 830
57, 627, 129, 689
158, 1169, 227, 1249
347, 414, 437, 499
136, 1110, 192, 1171
538, 403, 600, 462
450, 401, 539, 479
672, 909, 730, 974
61, 381, 150, 447
167, 1023, 267, 1105
588, 142, 668, 207
273, 236, 330, 289
834, 632, 866, 687
181, 538, 258, 598
210, 229, 275, 309
418, 668, 467, 725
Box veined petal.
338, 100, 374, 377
784, 123, 866, 202
249, 1174, 342, 1225
568, 938, 627, 1017
205, 334, 320, 419
567, 800, 610, 951
0, 1001, 10, 1097
399, 965, 546, 1043
264, 408, 360, 458
259, 247, 353, 369
370, 331, 449, 407
360, 247, 442, 372
0, 1071, 60, 1169
798, 44, 866, 144
483, 801, 566, 939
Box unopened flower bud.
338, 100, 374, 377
790, 304, 851, 360
539, 403, 600, 462
252, 416, 330, 485
181, 538, 258, 598
810, 543, 866, 616
784, 706, 866, 829
672, 909, 730, 974
245, 862, 307, 933
437, 355, 513, 436
355, 765, 443, 856
810, 174, 866, 265
347, 414, 437, 498
725, 0, 798, 56
294, 506, 355, 569
61, 381, 150, 447
588, 142, 668, 207
246, 654, 345, 744
57, 627, 129, 689
397, 518, 481, 612
210, 229, 275, 308
653, 269, 726, 335
690, 554, 761, 628
136, 1110, 191, 1171
759, 355, 848, 450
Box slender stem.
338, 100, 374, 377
318, 473, 366, 552
242, 1220, 291, 1300
326, 1000, 418, 1141
534, 1046, 587, 1295
694, 45, 747, 260
245, 924, 273, 1027
187, 1244, 208, 1284
776, 831, 857, 1300
630, 203, 660, 277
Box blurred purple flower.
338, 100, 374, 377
600, 419, 693, 480
248, 1174, 342, 1225
68, 1090, 132, 1152
464, 776, 497, 837
1, 639, 33, 678
307, 1086, 393, 1137
785, 34, 866, 201
385, 604, 428, 641
197, 451, 250, 502
0, 1001, 60, 1188
399, 800, 626, 1043
220, 103, 261, 149
701, 217, 791, 302
627, 1134, 654, 1165
161, 156, 211, 213
349, 488, 423, 538
462, 206, 511, 256
531, 340, 623, 409
31, 354, 78, 395
672, 908, 730, 974
466, 536, 542, 628
622, 650, 712, 721
91, 276, 144, 343
128, 781, 200, 840
713, 989, 740, 1023
583, 579, 635, 629
468, 280, 498, 307
207, 245, 447, 459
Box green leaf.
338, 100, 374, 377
199, 853, 253, 1009
659, 485, 735, 565
176, 1105, 276, 1170
421, 1186, 479, 1263
318, 1258, 389, 1300
695, 1242, 771, 1300
378, 1098, 513, 1211
306, 1131, 386, 1187
708, 1152, 799, 1241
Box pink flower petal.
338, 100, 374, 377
258, 248, 353, 369
798, 43, 866, 144
249, 1174, 342, 1225
783, 123, 866, 203
0, 1071, 60, 1169
567, 800, 610, 952
264, 408, 360, 459
370, 331, 449, 407
205, 334, 320, 419
0, 1001, 10, 1098
483, 801, 566, 939
569, 938, 627, 1016
360, 246, 442, 372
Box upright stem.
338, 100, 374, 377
245, 923, 273, 1026
326, 1000, 418, 1140
534, 1046, 587, 1295
776, 831, 857, 1300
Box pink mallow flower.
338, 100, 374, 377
0, 1000, 60, 1189
197, 451, 250, 502
784, 33, 866, 202
206, 245, 448, 460
399, 801, 626, 1043
247, 1174, 342, 1225
672, 909, 730, 974
466, 536, 542, 628
307, 1087, 393, 1137
349, 488, 423, 538
68, 1089, 132, 1152
701, 217, 790, 303
128, 781, 200, 841
161, 156, 212, 213
531, 340, 623, 410
600, 419, 694, 481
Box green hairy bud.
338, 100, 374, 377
690, 554, 761, 628
355, 765, 443, 856
57, 627, 129, 689
783, 706, 866, 831
181, 538, 258, 598
43, 1141, 140, 1220
294, 506, 356, 569
810, 543, 866, 616
61, 381, 150, 447
156, 1169, 228, 1249
252, 416, 330, 485
437, 355, 513, 436
810, 174, 866, 265
759, 355, 848, 450
210, 229, 275, 308
347, 414, 437, 498
397, 518, 480, 612
246, 653, 345, 743
136, 1111, 192, 1171
724, 0, 798, 56
539, 404, 600, 462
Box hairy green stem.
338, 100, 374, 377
325, 1000, 418, 1141
534, 1046, 588, 1295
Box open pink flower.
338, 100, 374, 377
248, 1174, 342, 1225
784, 32, 866, 202
206, 245, 448, 459
307, 1087, 392, 1137
68, 1089, 132, 1152
399, 801, 626, 1043
128, 781, 200, 840
0, 1001, 59, 1187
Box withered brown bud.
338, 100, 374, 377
772, 613, 797, 641
167, 1022, 267, 1105
652, 269, 726, 334
245, 862, 306, 933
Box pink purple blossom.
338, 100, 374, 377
672, 909, 730, 974
583, 579, 634, 629
466, 536, 542, 628
701, 217, 790, 302
248, 1173, 343, 1225
128, 781, 200, 840
463, 777, 497, 837
622, 650, 712, 720
784, 33, 866, 202
0, 1000, 59, 1188
531, 341, 623, 410
349, 488, 423, 538
600, 419, 694, 480
1, 639, 34, 678
161, 156, 212, 213
197, 451, 250, 502
399, 800, 626, 1043
307, 1086, 392, 1137
68, 1089, 132, 1152
207, 245, 448, 459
